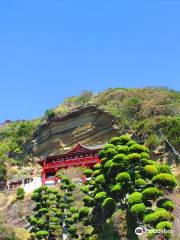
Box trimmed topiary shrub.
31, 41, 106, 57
115, 146, 129, 154
16, 187, 25, 200
118, 135, 131, 145
94, 192, 107, 203
79, 207, 90, 219
142, 187, 161, 201
130, 203, 146, 217
83, 195, 94, 207
95, 174, 106, 185
129, 144, 149, 153
157, 198, 174, 212
152, 173, 177, 189
144, 208, 173, 226
140, 152, 150, 159
128, 192, 142, 206
35, 230, 49, 239
109, 137, 121, 145
81, 185, 89, 193
84, 168, 93, 177
110, 183, 121, 193
143, 165, 158, 178
135, 178, 146, 187
127, 153, 141, 164
102, 198, 116, 218
116, 172, 131, 184
157, 165, 171, 174
156, 221, 173, 230
105, 148, 117, 158
79, 134, 176, 238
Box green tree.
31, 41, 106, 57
16, 187, 25, 200
44, 109, 56, 120
81, 135, 176, 239
29, 175, 78, 240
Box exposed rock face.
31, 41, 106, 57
28, 105, 119, 157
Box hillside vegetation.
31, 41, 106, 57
0, 87, 179, 240
0, 87, 179, 182
55, 87, 180, 152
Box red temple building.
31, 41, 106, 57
37, 143, 102, 185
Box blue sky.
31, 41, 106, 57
0, 1, 180, 122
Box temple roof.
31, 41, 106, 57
37, 143, 103, 164
68, 143, 103, 153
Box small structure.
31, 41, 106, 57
37, 143, 102, 185
5, 177, 33, 190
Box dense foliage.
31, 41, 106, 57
16, 187, 25, 200
55, 88, 180, 153
0, 88, 179, 184
29, 175, 78, 240
81, 135, 177, 239
0, 120, 40, 160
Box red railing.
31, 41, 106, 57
44, 156, 100, 170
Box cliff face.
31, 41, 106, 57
28, 105, 119, 157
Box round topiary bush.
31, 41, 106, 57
110, 183, 121, 193
81, 185, 89, 194
109, 137, 121, 145
128, 192, 142, 206
127, 140, 136, 146
115, 146, 129, 154
16, 187, 25, 200
144, 208, 173, 226
31, 192, 39, 201
94, 163, 101, 170
105, 148, 117, 158
37, 218, 45, 227
39, 208, 48, 214
68, 225, 77, 234
79, 207, 90, 219
104, 143, 115, 150
116, 172, 131, 184
157, 198, 174, 212
127, 153, 141, 164
143, 165, 158, 178
98, 149, 106, 158
140, 152, 150, 159
35, 230, 49, 239
29, 216, 37, 225
102, 198, 116, 218
130, 203, 147, 217
129, 144, 149, 154
135, 178, 146, 187
118, 135, 131, 145
157, 165, 171, 174
113, 154, 126, 163
94, 191, 107, 202
156, 221, 173, 230
95, 174, 106, 185
152, 173, 177, 189
104, 160, 113, 170
142, 187, 161, 201
83, 196, 94, 207
84, 168, 94, 177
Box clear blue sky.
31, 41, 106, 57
0, 1, 180, 122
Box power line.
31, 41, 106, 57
159, 130, 180, 158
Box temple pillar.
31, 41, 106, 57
82, 174, 86, 184
42, 171, 46, 185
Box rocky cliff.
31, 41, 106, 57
28, 105, 119, 157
